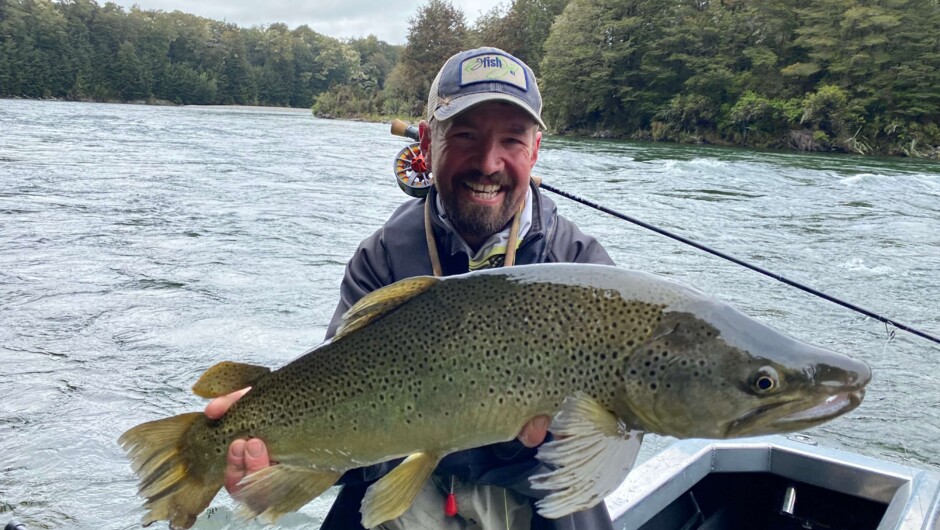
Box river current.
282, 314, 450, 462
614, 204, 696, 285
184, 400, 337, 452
1, 99, 938, 529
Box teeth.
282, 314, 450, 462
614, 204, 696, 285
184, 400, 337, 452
466, 182, 501, 193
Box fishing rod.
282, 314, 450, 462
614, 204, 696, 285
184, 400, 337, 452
389, 119, 940, 346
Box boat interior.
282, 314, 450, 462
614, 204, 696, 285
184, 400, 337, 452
606, 435, 940, 530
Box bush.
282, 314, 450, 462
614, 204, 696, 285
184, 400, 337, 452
312, 84, 382, 119
800, 85, 862, 138
657, 94, 717, 133
728, 92, 789, 135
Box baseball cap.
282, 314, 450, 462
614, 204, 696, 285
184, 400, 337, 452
427, 47, 546, 129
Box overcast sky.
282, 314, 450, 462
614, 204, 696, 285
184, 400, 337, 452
109, 0, 506, 45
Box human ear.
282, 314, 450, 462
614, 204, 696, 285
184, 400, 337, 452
530, 130, 542, 168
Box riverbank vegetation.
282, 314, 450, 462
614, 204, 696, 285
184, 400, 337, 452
2, 0, 937, 158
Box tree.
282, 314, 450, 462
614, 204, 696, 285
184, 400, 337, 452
114, 40, 147, 99
348, 35, 400, 91
216, 25, 256, 105
472, 0, 569, 76
392, 0, 469, 117
541, 0, 646, 131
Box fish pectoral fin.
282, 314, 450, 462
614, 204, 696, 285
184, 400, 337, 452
531, 392, 645, 519
233, 464, 341, 524
334, 276, 439, 341
360, 452, 440, 528
191, 361, 271, 398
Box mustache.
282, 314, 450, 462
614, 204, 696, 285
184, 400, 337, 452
454, 170, 510, 185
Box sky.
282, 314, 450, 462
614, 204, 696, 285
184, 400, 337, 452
109, 0, 506, 45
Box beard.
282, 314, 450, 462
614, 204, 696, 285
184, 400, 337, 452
438, 171, 520, 239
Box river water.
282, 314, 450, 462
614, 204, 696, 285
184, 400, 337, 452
1, 99, 938, 529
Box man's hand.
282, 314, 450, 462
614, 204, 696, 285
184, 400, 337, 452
205, 388, 272, 495
206, 391, 550, 494
518, 415, 551, 448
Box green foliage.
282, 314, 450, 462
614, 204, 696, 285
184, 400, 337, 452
800, 84, 865, 142
471, 0, 570, 75
313, 84, 383, 119
658, 94, 717, 132
0, 0, 368, 107
540, 0, 641, 131
390, 0, 469, 117
347, 35, 401, 91
4, 0, 938, 157
536, 0, 939, 156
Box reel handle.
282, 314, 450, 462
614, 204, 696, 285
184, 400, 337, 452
391, 119, 419, 141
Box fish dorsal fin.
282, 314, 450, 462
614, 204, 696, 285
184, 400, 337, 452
360, 452, 440, 528
234, 465, 342, 524
530, 392, 645, 519
191, 361, 271, 398
334, 276, 439, 342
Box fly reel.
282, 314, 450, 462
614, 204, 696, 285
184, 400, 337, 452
393, 142, 432, 198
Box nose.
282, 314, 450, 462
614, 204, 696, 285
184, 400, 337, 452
477, 138, 505, 176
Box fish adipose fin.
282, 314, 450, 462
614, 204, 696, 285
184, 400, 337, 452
191, 361, 271, 398
118, 412, 223, 529
531, 392, 644, 519
360, 452, 440, 528
334, 277, 439, 341
234, 464, 342, 524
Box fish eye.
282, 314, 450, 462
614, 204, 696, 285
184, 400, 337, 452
753, 367, 779, 393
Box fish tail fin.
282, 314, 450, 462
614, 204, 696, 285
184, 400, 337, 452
119, 412, 223, 529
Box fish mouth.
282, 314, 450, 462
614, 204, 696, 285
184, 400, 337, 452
726, 389, 866, 436
772, 389, 865, 428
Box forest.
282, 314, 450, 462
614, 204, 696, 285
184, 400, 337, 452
2, 0, 938, 157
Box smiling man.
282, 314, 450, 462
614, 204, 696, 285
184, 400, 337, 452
209, 47, 615, 529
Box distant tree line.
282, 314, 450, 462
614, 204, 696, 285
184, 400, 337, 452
2, 0, 938, 157
0, 0, 397, 107
373, 0, 939, 157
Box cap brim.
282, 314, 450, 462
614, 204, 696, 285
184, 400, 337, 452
432, 93, 546, 130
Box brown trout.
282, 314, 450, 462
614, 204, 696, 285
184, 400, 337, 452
119, 263, 870, 529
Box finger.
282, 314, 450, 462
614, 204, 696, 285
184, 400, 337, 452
518, 415, 551, 448
204, 387, 251, 420
224, 439, 247, 495
244, 438, 271, 474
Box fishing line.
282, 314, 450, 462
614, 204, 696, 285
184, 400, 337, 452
538, 182, 940, 346
880, 331, 909, 458
388, 120, 939, 346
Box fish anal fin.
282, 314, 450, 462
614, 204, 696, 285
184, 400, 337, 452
531, 392, 644, 519
118, 412, 223, 529
360, 452, 440, 528
233, 465, 342, 524
334, 277, 438, 341
191, 361, 271, 398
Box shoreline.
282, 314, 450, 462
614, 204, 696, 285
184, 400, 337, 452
5, 96, 937, 160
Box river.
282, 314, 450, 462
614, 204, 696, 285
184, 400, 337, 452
1, 99, 938, 529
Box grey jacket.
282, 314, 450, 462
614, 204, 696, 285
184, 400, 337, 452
320, 181, 615, 530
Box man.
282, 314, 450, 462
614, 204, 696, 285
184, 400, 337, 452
206, 47, 615, 529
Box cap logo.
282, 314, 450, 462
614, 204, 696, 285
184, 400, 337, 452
460, 54, 527, 91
